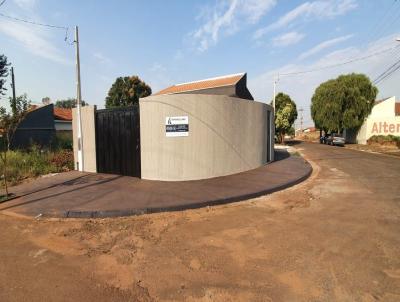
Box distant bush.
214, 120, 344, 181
367, 135, 400, 148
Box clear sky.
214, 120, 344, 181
1, 0, 399, 127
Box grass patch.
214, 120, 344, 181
367, 135, 400, 148
368, 135, 400, 142
0, 148, 73, 188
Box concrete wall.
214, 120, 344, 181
72, 105, 97, 172
355, 97, 400, 144
140, 94, 274, 181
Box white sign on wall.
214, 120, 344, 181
165, 116, 189, 137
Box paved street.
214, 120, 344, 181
0, 141, 399, 301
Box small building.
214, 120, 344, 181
12, 104, 72, 149
344, 96, 400, 144
73, 73, 275, 181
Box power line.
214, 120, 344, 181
0, 11, 73, 43
0, 0, 6, 7
372, 49, 400, 84
0, 12, 67, 29
278, 45, 400, 77
362, 0, 399, 46
375, 63, 400, 85
373, 56, 400, 85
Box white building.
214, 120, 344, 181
345, 96, 400, 144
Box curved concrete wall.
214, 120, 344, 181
140, 94, 274, 181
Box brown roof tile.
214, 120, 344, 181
54, 107, 72, 121
154, 73, 244, 96
395, 102, 400, 116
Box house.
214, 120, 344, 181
344, 96, 400, 144
73, 72, 275, 181
154, 72, 254, 100
11, 104, 72, 149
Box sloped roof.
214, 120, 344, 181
154, 73, 245, 96
53, 107, 72, 121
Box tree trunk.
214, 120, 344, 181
3, 151, 8, 197
280, 133, 285, 145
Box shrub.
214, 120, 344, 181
0, 149, 74, 188
49, 150, 74, 171
367, 135, 400, 148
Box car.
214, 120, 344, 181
325, 133, 345, 146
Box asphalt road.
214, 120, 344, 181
0, 141, 399, 301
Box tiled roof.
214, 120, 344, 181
53, 107, 72, 121
395, 102, 400, 116
154, 73, 245, 96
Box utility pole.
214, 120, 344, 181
10, 67, 16, 115
75, 26, 84, 172
298, 108, 304, 133
272, 73, 279, 112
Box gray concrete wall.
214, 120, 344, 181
72, 105, 97, 173
140, 94, 274, 181
174, 85, 237, 98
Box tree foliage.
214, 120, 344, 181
0, 94, 30, 196
54, 98, 87, 108
0, 54, 10, 98
311, 73, 378, 133
272, 92, 298, 143
105, 76, 151, 108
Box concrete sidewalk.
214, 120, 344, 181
0, 151, 312, 218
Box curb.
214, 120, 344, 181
45, 160, 313, 219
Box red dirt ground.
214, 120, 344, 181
1, 142, 400, 301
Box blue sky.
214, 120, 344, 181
1, 0, 399, 127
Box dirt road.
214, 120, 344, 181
1, 141, 399, 301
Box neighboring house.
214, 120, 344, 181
54, 107, 72, 131
154, 72, 254, 100
303, 127, 316, 133
344, 96, 400, 144
11, 104, 72, 149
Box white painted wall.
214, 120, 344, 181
55, 120, 72, 131
356, 96, 400, 144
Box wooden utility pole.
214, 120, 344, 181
299, 108, 304, 133
10, 67, 16, 114
75, 26, 84, 171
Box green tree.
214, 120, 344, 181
0, 94, 30, 197
105, 76, 151, 108
54, 98, 87, 108
272, 92, 298, 143
311, 73, 378, 133
0, 54, 10, 98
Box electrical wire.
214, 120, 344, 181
372, 47, 400, 82
278, 44, 400, 77
375, 63, 400, 85
0, 12, 67, 29
373, 55, 400, 85
0, 0, 6, 7
0, 11, 74, 44
362, 0, 399, 46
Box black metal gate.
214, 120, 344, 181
95, 106, 140, 177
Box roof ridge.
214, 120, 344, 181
174, 72, 245, 87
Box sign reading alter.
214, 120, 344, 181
165, 116, 189, 137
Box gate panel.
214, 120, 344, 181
95, 106, 140, 177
